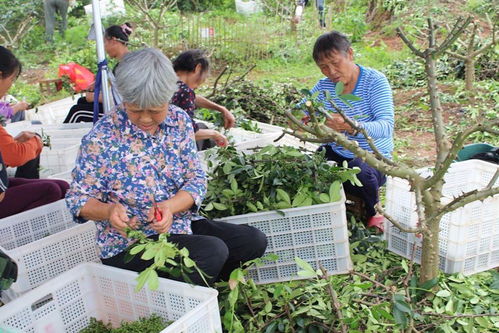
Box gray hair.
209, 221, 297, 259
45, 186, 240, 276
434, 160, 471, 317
115, 48, 178, 108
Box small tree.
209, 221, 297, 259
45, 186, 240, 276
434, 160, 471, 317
446, 16, 496, 91
125, 0, 177, 47
0, 0, 42, 48
285, 16, 499, 283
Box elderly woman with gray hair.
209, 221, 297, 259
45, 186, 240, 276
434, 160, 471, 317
66, 48, 267, 286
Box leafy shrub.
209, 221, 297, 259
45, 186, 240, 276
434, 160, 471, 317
201, 145, 360, 219
80, 315, 168, 333
208, 79, 302, 126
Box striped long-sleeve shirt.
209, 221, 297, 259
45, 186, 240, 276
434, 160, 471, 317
310, 65, 394, 158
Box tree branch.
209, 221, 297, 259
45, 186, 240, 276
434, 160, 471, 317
396, 27, 424, 57
424, 121, 499, 190
436, 16, 473, 55
284, 109, 422, 180
445, 50, 467, 61
320, 266, 347, 333
326, 99, 397, 167
376, 203, 422, 233
431, 186, 499, 223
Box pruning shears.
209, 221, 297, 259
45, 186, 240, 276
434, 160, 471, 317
153, 199, 163, 222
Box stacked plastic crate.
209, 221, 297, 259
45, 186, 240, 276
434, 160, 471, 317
385, 160, 499, 275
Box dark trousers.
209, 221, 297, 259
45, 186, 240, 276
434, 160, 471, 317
320, 145, 386, 217
14, 155, 40, 179
63, 97, 104, 123
44, 0, 69, 42
102, 219, 268, 286
0, 178, 69, 218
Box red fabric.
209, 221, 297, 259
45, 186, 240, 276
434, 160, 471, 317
58, 63, 95, 92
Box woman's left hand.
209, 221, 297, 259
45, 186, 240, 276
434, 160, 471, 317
220, 107, 236, 129
147, 202, 173, 234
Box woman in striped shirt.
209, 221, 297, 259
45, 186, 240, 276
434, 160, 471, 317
309, 31, 394, 232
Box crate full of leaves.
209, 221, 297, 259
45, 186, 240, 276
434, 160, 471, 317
0, 263, 222, 333
202, 145, 361, 283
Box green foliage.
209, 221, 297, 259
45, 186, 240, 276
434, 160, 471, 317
201, 145, 360, 219
217, 216, 499, 332
0, 0, 43, 48
126, 230, 210, 291
9, 81, 43, 108
207, 79, 302, 127
331, 3, 368, 42
80, 314, 169, 333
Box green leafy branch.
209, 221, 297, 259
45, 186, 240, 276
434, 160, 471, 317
126, 229, 210, 291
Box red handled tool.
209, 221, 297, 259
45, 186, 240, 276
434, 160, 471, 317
153, 200, 163, 221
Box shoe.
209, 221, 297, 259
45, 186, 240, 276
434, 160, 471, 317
367, 215, 384, 233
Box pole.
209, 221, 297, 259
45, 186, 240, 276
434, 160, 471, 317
91, 0, 112, 113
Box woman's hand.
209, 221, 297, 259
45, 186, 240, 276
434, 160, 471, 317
14, 131, 37, 143
325, 113, 354, 133
108, 202, 138, 236
212, 130, 229, 147
219, 106, 236, 129
12, 101, 29, 113
147, 202, 173, 234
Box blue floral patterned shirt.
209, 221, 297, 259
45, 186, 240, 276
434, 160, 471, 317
65, 104, 207, 259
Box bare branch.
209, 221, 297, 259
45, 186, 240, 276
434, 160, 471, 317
207, 66, 228, 98
376, 203, 422, 233
445, 50, 467, 61
284, 109, 421, 180
431, 186, 499, 223
396, 27, 424, 57
326, 99, 397, 167
428, 18, 436, 49
424, 121, 499, 190
319, 266, 347, 333
436, 16, 473, 55
486, 169, 499, 189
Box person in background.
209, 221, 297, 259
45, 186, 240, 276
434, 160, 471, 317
305, 31, 394, 232
294, 0, 326, 28
0, 47, 69, 218
63, 23, 133, 123
171, 49, 235, 150
66, 48, 267, 286
44, 0, 70, 42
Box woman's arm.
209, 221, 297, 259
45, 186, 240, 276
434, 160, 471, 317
0, 127, 42, 167
194, 128, 228, 147
195, 95, 235, 129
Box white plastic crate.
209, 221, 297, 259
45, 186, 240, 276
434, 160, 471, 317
4, 120, 33, 137
40, 138, 81, 177
47, 169, 73, 182
0, 200, 100, 301
0, 263, 222, 333
25, 96, 78, 125
0, 200, 74, 251
216, 190, 351, 283
385, 160, 499, 275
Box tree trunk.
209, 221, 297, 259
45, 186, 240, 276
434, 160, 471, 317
464, 58, 475, 91
425, 55, 442, 118
419, 208, 441, 282
366, 0, 393, 30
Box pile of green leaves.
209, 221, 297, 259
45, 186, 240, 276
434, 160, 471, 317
201, 145, 360, 219
80, 315, 169, 333
217, 217, 499, 332
207, 80, 302, 127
